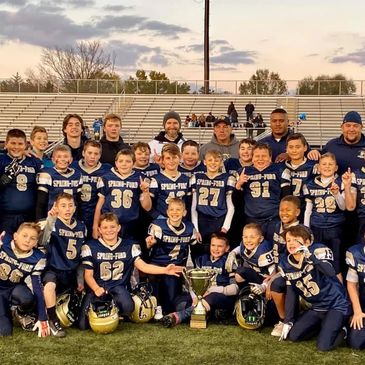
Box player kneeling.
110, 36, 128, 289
79, 213, 183, 334
0, 223, 49, 337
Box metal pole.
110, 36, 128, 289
204, 0, 209, 94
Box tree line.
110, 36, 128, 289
0, 41, 357, 95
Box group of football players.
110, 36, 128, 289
0, 108, 365, 352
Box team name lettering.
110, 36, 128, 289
97, 252, 126, 260
58, 229, 84, 238
196, 179, 224, 187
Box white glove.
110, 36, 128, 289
279, 322, 293, 341
225, 251, 238, 272
32, 320, 50, 337
249, 282, 267, 295
295, 244, 311, 259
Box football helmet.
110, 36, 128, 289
128, 283, 157, 323
56, 291, 84, 327
88, 293, 119, 334
235, 286, 265, 330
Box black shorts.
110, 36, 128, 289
43, 268, 77, 293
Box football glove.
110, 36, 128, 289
279, 322, 293, 341
294, 244, 311, 259
249, 282, 267, 296
32, 320, 50, 337
0, 158, 20, 187
225, 251, 238, 272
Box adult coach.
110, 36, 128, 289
199, 116, 239, 160
149, 111, 185, 162
260, 108, 292, 162
100, 113, 130, 165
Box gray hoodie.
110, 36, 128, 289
199, 134, 240, 161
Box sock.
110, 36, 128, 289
47, 306, 57, 321
174, 305, 194, 324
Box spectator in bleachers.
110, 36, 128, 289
62, 113, 88, 161
100, 113, 130, 166
206, 112, 215, 127
148, 111, 185, 163
184, 115, 191, 127
227, 101, 235, 116
190, 113, 198, 127
199, 116, 240, 161
253, 113, 266, 136
198, 113, 206, 127
245, 101, 255, 121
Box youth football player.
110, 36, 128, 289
235, 143, 290, 240
149, 143, 192, 218
161, 232, 239, 327
279, 225, 350, 351
0, 222, 49, 337
36, 144, 83, 220
224, 138, 256, 175
41, 193, 87, 337
346, 241, 365, 349
93, 149, 151, 240
0, 128, 43, 233
79, 212, 183, 330
303, 153, 346, 277
146, 198, 197, 318
178, 140, 205, 178
191, 149, 235, 258
72, 140, 110, 236
132, 142, 160, 178
29, 126, 53, 168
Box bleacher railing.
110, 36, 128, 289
1, 79, 365, 96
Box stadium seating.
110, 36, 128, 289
0, 93, 364, 147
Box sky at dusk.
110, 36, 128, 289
1, 0, 365, 83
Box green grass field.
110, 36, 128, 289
1, 322, 365, 365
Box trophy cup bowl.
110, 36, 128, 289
184, 269, 216, 329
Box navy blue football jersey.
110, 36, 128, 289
279, 243, 349, 314
178, 161, 206, 178
353, 168, 365, 218
72, 160, 110, 231
191, 172, 235, 218
134, 163, 160, 179
281, 158, 318, 198
240, 164, 289, 221
346, 244, 365, 303
149, 172, 192, 217
196, 253, 231, 287
37, 167, 83, 211
97, 168, 143, 224
238, 239, 275, 277
224, 158, 251, 175
0, 233, 46, 290
303, 176, 345, 228
82, 238, 141, 290
272, 221, 299, 265
45, 218, 86, 271
148, 218, 196, 266
0, 155, 42, 213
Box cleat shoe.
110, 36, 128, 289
49, 319, 66, 337
13, 308, 37, 332
271, 321, 285, 337
161, 313, 177, 328
154, 306, 163, 321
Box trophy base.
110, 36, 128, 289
190, 314, 207, 329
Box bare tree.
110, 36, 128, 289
39, 40, 114, 80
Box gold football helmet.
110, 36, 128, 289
235, 286, 265, 330
88, 294, 119, 334
56, 291, 84, 328
128, 283, 157, 323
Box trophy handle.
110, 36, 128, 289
182, 268, 190, 287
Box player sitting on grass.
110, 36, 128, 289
278, 225, 350, 351
41, 193, 86, 338
79, 212, 183, 330
146, 198, 197, 319
0, 222, 49, 337
161, 232, 238, 327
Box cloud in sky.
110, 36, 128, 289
330, 47, 365, 66
103, 5, 133, 12
210, 51, 256, 65
0, 0, 26, 6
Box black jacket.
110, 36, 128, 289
100, 135, 130, 165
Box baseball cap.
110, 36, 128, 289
343, 111, 362, 125
213, 115, 231, 127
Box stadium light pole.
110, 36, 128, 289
204, 0, 209, 94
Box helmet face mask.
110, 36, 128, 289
235, 287, 266, 330
88, 293, 119, 334
128, 283, 157, 323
